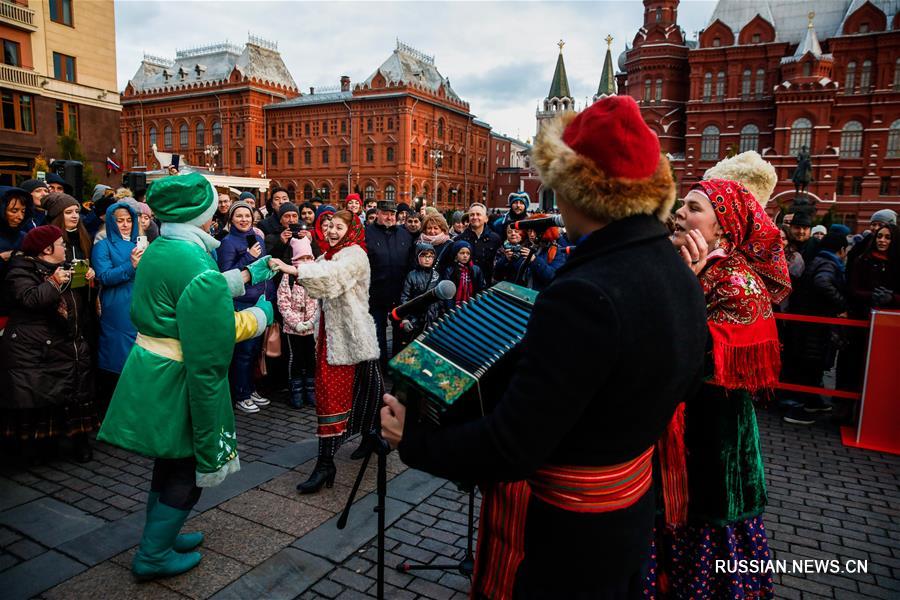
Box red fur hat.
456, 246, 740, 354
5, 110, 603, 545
532, 95, 675, 223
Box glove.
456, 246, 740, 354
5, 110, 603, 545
871, 287, 893, 307
255, 296, 274, 327
246, 255, 277, 285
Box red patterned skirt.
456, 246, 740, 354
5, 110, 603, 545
314, 317, 355, 437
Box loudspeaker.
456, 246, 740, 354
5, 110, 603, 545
49, 160, 83, 200
122, 172, 147, 194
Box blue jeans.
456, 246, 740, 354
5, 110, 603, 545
230, 334, 262, 402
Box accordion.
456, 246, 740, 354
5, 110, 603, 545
388, 282, 538, 426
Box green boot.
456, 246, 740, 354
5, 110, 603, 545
146, 491, 204, 552
132, 499, 202, 581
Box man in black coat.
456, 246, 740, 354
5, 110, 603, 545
456, 202, 501, 282
365, 200, 414, 368
381, 96, 707, 599
258, 187, 291, 236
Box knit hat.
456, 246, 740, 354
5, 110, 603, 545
136, 202, 152, 216
451, 240, 472, 258
289, 236, 313, 264
703, 151, 777, 207
42, 192, 80, 220
277, 202, 300, 219
811, 225, 827, 236
871, 209, 897, 226
45, 173, 72, 194
533, 95, 674, 222
91, 184, 112, 203
345, 193, 362, 203
451, 210, 465, 224
790, 212, 813, 227
21, 225, 64, 256
238, 191, 256, 203
316, 204, 336, 218
146, 173, 216, 224
227, 200, 254, 222
396, 202, 412, 215
829, 223, 851, 236
415, 241, 435, 258
508, 192, 529, 208
820, 231, 849, 253
20, 179, 49, 194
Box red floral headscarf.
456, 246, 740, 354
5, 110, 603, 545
318, 210, 367, 260
692, 179, 791, 304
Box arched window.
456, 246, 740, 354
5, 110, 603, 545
437, 186, 444, 203
437, 118, 444, 138
322, 149, 329, 164
789, 118, 813, 155
741, 69, 751, 99
411, 185, 418, 199
386, 147, 395, 162
655, 78, 663, 102
364, 184, 375, 200
303, 184, 313, 200
887, 120, 900, 157
845, 61, 856, 93
384, 184, 396, 201
802, 61, 812, 77
149, 126, 157, 147
304, 149, 311, 165
179, 123, 188, 148
468, 189, 474, 204
860, 60, 872, 92
366, 147, 374, 162
700, 125, 720, 160
340, 148, 348, 163
644, 79, 651, 102
212, 121, 222, 146
840, 121, 864, 158
702, 72, 712, 101
387, 118, 393, 130
339, 184, 348, 200
163, 125, 172, 148
894, 58, 900, 91
195, 122, 205, 146
411, 148, 417, 163
716, 71, 725, 99
739, 123, 759, 153
755, 68, 765, 98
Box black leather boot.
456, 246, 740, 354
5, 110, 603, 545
295, 457, 336, 494
350, 436, 373, 460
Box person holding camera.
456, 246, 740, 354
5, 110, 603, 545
218, 201, 271, 414
521, 217, 567, 291
93, 202, 144, 418
1, 225, 96, 463
493, 223, 530, 285
264, 202, 308, 264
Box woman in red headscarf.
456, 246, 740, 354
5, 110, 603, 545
274, 210, 381, 493
656, 179, 790, 599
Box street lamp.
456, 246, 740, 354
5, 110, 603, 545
430, 149, 443, 207
317, 186, 329, 201
204, 145, 219, 172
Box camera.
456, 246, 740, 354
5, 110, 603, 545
503, 242, 521, 254
289, 222, 308, 238
62, 261, 74, 270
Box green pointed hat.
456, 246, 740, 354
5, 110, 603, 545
146, 172, 216, 224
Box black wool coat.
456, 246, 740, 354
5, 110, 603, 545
365, 223, 414, 309
0, 255, 92, 409
399, 214, 708, 596
456, 226, 501, 283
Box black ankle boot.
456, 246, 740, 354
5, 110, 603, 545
296, 458, 336, 494
350, 436, 373, 460
289, 378, 304, 409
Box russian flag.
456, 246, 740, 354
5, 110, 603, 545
106, 156, 121, 174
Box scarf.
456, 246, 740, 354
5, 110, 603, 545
318, 213, 367, 260
691, 179, 791, 392
419, 231, 450, 246
454, 262, 473, 305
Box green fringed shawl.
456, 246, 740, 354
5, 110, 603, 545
684, 385, 767, 525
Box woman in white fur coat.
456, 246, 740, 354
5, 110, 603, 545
274, 210, 380, 493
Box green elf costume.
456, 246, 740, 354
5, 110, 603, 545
98, 173, 276, 581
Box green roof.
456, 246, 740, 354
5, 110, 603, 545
597, 46, 616, 97
548, 50, 571, 99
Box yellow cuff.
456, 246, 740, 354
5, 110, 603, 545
234, 311, 258, 343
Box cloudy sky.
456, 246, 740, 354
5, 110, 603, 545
115, 0, 717, 140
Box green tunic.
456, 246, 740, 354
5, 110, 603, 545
98, 237, 240, 486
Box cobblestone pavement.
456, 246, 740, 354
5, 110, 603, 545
0, 395, 897, 599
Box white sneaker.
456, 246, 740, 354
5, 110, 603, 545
250, 392, 270, 406
235, 398, 259, 414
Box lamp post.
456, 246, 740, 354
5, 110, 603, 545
204, 145, 219, 172
317, 186, 329, 201
430, 149, 443, 207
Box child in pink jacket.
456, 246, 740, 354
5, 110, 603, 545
277, 237, 318, 408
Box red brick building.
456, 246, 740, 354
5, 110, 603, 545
119, 36, 298, 177
264, 42, 492, 210
618, 0, 900, 226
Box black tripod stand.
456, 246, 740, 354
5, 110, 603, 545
337, 427, 391, 600
396, 485, 476, 579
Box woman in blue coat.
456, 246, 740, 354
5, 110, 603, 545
93, 201, 143, 416
216, 201, 270, 414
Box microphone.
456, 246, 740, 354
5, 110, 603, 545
391, 280, 457, 321
512, 214, 565, 230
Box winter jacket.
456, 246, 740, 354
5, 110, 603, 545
794, 252, 847, 317
847, 251, 900, 317
216, 227, 266, 306
93, 202, 140, 373
0, 254, 92, 409
365, 223, 414, 308
0, 188, 33, 317
442, 261, 485, 308
294, 244, 379, 365
455, 227, 501, 283
493, 245, 529, 285
526, 243, 567, 291
490, 210, 528, 240
400, 266, 441, 331
257, 213, 282, 237
277, 275, 318, 336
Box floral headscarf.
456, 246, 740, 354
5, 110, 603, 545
318, 210, 366, 260
692, 179, 791, 305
